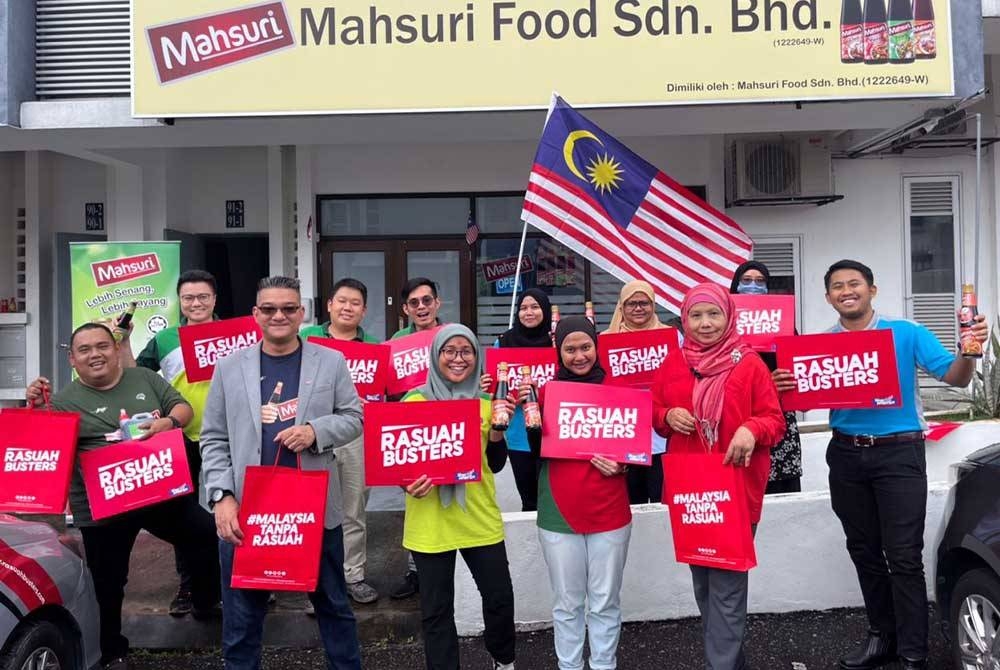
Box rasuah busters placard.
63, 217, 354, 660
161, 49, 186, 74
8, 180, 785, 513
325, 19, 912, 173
132, 0, 954, 117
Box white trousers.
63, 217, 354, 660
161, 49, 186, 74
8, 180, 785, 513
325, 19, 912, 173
335, 436, 369, 584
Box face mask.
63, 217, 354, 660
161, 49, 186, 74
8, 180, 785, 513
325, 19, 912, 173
737, 283, 768, 295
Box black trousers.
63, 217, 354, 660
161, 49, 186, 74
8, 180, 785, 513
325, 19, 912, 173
412, 541, 516, 670
626, 453, 664, 504
827, 437, 928, 660
174, 437, 204, 591
80, 494, 220, 663
508, 449, 540, 512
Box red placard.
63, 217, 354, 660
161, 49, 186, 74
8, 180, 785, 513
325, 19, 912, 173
386, 326, 442, 396
541, 381, 652, 465
231, 464, 328, 592
179, 316, 262, 383
0, 406, 79, 514
598, 328, 680, 388
79, 429, 193, 520
484, 347, 557, 394
306, 337, 390, 402
732, 294, 796, 352
364, 399, 483, 486
775, 330, 902, 411
925, 421, 962, 442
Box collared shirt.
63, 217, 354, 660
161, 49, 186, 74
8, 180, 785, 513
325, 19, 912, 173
299, 322, 380, 343
828, 312, 954, 436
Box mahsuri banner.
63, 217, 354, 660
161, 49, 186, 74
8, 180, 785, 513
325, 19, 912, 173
132, 0, 954, 117
70, 242, 180, 356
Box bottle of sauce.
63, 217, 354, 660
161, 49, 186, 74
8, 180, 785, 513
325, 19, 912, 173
912, 0, 936, 59
550, 305, 560, 345
887, 0, 914, 63
262, 381, 283, 424
521, 366, 542, 434
491, 363, 511, 431
585, 301, 595, 326
841, 0, 865, 64
113, 301, 138, 342
959, 284, 983, 359
863, 0, 888, 65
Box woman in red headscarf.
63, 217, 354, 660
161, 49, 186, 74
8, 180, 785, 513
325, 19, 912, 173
651, 283, 785, 670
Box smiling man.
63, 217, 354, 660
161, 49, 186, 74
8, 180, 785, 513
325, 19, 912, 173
774, 259, 988, 670
391, 277, 443, 339
201, 276, 363, 669
26, 323, 219, 670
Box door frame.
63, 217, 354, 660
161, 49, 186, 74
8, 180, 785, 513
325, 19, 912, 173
318, 237, 475, 340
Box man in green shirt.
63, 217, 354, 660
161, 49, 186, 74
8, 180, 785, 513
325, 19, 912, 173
300, 277, 380, 604
27, 323, 220, 670
120, 269, 220, 617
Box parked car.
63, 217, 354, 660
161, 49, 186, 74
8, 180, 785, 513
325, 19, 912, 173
935, 443, 1000, 670
0, 514, 100, 670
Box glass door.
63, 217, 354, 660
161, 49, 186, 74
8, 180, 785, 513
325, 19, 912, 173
402, 239, 474, 332
319, 240, 397, 341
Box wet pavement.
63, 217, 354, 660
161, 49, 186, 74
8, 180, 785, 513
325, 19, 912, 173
128, 607, 952, 669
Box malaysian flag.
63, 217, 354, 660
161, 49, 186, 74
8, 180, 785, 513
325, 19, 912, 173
465, 209, 480, 246
521, 96, 753, 313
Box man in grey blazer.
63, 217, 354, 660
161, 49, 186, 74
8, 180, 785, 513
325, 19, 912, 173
201, 276, 363, 670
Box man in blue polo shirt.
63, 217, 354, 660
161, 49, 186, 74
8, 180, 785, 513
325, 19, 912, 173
775, 259, 987, 670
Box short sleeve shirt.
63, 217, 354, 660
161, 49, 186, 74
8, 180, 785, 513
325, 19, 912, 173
828, 313, 955, 436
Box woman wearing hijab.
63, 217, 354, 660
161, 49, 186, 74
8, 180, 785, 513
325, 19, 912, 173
402, 324, 516, 670
730, 261, 804, 494
526, 317, 632, 670
485, 289, 552, 512
651, 283, 785, 670
602, 280, 669, 504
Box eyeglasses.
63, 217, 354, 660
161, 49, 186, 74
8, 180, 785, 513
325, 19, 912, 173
739, 277, 767, 286
256, 305, 301, 317
407, 295, 436, 309
440, 347, 475, 361
180, 293, 214, 304
624, 300, 653, 311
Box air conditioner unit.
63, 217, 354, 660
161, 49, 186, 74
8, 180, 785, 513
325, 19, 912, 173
726, 135, 835, 206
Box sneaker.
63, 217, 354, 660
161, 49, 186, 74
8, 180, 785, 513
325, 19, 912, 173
391, 570, 419, 599
168, 588, 193, 617
492, 662, 515, 670
103, 657, 133, 670
304, 599, 316, 617
347, 580, 379, 604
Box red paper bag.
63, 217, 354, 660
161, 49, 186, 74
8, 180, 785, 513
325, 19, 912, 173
79, 429, 193, 520
662, 452, 756, 571
0, 403, 79, 514
231, 462, 328, 592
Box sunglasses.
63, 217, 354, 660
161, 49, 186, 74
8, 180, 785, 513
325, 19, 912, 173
407, 295, 436, 309
256, 304, 301, 317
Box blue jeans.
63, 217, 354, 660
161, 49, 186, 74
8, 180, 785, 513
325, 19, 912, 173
219, 525, 361, 670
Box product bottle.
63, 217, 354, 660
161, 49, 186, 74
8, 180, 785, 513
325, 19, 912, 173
0, 299, 7, 314
912, 0, 937, 59
113, 301, 138, 342
521, 366, 542, 433
841, 0, 865, 63
887, 0, 914, 63
959, 284, 983, 358
9, 298, 17, 312
550, 305, 560, 344
267, 381, 284, 405
585, 301, 595, 326
491, 363, 511, 431
863, 0, 888, 64
262, 381, 283, 425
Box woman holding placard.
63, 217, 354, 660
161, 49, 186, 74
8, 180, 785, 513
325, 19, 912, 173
482, 288, 553, 512
729, 261, 803, 494
602, 280, 669, 504
652, 283, 785, 670
527, 316, 632, 670
402, 323, 517, 670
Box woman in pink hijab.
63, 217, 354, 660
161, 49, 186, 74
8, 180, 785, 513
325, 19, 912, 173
651, 282, 785, 670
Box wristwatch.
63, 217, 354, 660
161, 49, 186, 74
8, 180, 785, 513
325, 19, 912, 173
209, 489, 234, 509
166, 415, 182, 430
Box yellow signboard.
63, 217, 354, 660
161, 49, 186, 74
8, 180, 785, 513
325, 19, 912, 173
131, 0, 955, 117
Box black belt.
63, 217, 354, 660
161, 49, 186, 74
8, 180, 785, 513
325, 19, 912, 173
832, 430, 925, 448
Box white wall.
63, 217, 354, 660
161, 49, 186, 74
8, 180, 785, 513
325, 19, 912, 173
48, 153, 106, 235
455, 421, 1000, 635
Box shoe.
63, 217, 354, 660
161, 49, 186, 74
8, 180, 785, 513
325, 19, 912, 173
347, 580, 379, 604
899, 659, 927, 670
304, 600, 316, 617
391, 570, 419, 599
191, 601, 222, 621
492, 661, 515, 670
838, 630, 898, 669
168, 588, 193, 617
103, 657, 133, 670
267, 593, 277, 607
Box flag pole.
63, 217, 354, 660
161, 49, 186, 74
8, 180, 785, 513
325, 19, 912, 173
509, 92, 562, 330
